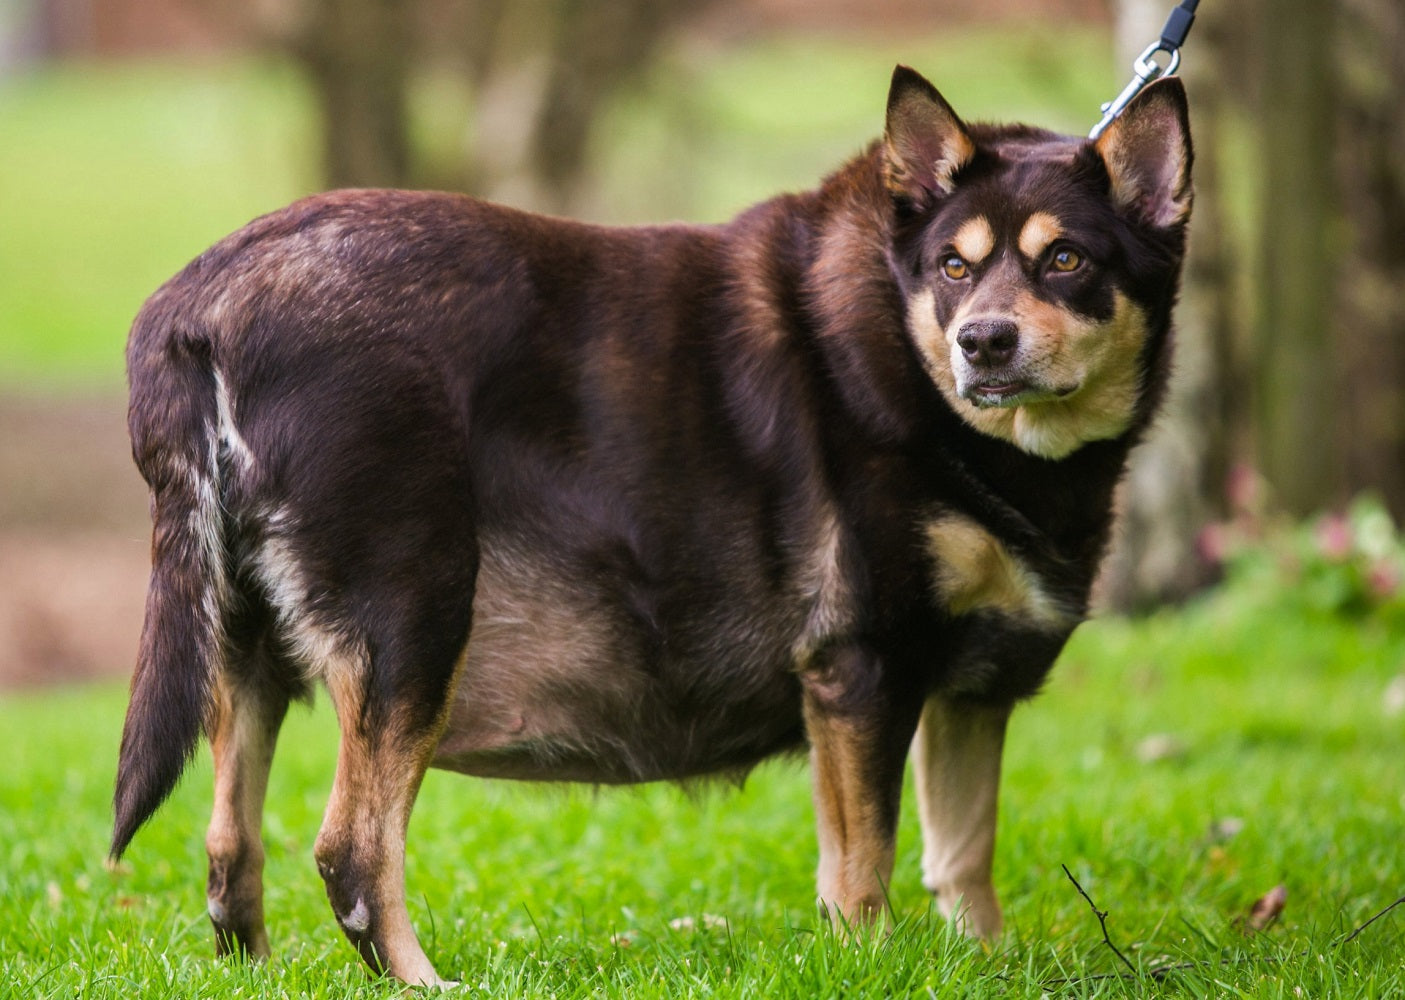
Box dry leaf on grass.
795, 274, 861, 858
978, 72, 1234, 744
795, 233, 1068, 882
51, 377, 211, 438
1242, 884, 1287, 933
1206, 816, 1246, 843
1384, 675, 1405, 717
1136, 733, 1188, 763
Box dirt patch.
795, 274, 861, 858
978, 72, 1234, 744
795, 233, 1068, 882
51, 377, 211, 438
0, 395, 150, 689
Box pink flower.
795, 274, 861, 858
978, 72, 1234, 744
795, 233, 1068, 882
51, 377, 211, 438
1367, 559, 1401, 601
1227, 464, 1263, 518
1198, 522, 1230, 564
1315, 513, 1353, 562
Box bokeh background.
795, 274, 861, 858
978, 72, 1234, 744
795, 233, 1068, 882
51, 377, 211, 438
1, 0, 1402, 689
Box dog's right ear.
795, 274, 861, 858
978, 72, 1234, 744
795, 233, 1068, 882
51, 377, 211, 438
884, 65, 976, 209
1094, 76, 1193, 228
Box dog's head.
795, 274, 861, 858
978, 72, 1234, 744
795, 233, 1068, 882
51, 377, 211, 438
884, 65, 1192, 460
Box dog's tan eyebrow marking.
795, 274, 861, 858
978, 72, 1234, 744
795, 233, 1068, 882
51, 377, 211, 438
952, 216, 996, 264
1017, 212, 1063, 260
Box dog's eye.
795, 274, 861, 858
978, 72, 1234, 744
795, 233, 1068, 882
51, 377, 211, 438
1049, 248, 1083, 273
941, 255, 970, 280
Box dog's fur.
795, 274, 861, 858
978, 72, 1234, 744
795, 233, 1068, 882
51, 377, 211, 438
112, 66, 1191, 984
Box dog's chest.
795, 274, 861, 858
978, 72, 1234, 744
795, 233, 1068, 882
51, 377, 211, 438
920, 512, 1078, 700
922, 513, 1066, 626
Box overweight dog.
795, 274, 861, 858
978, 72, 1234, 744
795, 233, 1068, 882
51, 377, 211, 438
112, 66, 1191, 985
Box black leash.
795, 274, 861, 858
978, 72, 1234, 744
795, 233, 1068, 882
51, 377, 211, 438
1089, 0, 1199, 139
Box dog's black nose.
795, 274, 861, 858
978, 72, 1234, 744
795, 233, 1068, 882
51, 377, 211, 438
956, 320, 1019, 368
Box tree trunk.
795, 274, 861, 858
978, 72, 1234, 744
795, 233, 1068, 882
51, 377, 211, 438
1337, 0, 1405, 512
300, 0, 413, 189
526, 0, 700, 214
1253, 0, 1338, 515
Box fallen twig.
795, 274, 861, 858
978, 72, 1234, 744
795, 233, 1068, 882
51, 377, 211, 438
1061, 863, 1138, 978
1338, 893, 1405, 946
1033, 875, 1405, 991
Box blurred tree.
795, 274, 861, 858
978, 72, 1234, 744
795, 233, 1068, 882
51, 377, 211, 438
457, 0, 713, 212
1250, 0, 1405, 518
298, 0, 413, 187
1253, 0, 1337, 515
1106, 0, 1405, 606
1336, 0, 1405, 513
202, 0, 709, 204
199, 0, 414, 187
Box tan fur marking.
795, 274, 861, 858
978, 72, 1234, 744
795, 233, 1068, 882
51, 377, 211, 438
910, 697, 1008, 939
1017, 212, 1063, 260
317, 675, 451, 986
205, 674, 282, 958
925, 514, 1065, 625
805, 704, 895, 925
952, 216, 996, 265
435, 540, 623, 767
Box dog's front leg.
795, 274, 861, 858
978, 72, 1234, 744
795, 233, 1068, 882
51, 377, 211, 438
801, 647, 920, 928
909, 695, 1010, 938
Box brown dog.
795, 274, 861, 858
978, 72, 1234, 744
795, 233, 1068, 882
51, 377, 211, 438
112, 65, 1191, 984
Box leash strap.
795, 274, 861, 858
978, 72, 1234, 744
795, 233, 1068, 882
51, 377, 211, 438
1089, 0, 1199, 139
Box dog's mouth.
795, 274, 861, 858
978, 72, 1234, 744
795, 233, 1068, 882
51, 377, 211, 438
968, 380, 1028, 407
961, 378, 1078, 409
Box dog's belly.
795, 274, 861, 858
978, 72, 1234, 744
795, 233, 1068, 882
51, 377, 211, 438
432, 645, 807, 783
431, 544, 808, 783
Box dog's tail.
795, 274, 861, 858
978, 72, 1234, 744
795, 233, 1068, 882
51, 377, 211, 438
111, 292, 229, 861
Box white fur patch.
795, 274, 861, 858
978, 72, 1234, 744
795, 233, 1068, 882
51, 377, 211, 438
213, 369, 255, 474
792, 509, 856, 668
342, 897, 371, 933
252, 519, 366, 683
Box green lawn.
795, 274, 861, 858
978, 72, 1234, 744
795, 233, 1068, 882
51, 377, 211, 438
2, 586, 1402, 998
0, 25, 1114, 390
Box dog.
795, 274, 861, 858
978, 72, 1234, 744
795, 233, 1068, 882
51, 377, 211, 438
112, 65, 1191, 985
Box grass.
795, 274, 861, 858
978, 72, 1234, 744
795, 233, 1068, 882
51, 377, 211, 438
0, 24, 1114, 390
2, 587, 1402, 998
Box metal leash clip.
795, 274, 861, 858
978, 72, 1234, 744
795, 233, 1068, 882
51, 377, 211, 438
1089, 0, 1198, 139
1089, 41, 1180, 140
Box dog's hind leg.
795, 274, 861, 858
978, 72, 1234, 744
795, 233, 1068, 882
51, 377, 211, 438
293, 515, 475, 983
909, 695, 1010, 938
205, 656, 290, 959
313, 638, 467, 987
233, 351, 477, 983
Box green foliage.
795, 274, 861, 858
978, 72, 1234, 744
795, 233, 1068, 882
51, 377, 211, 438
1212, 492, 1405, 626
2, 583, 1402, 997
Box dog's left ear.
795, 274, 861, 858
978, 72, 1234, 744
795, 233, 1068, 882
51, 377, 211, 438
1094, 76, 1193, 228
884, 65, 976, 208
